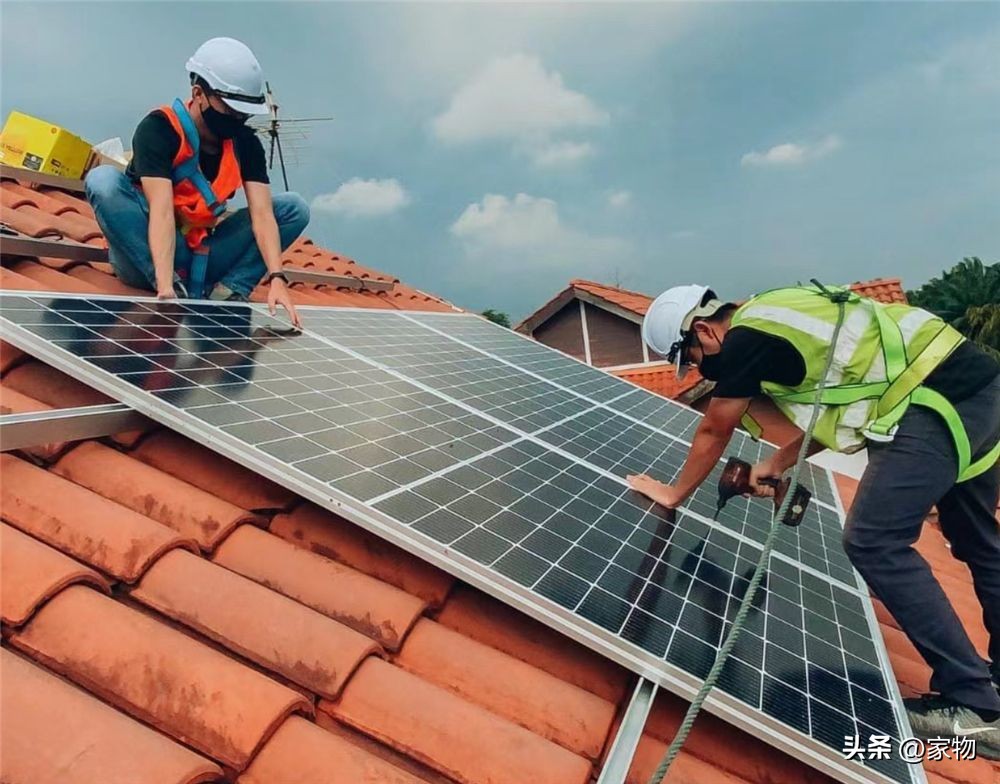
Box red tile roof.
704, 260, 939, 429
849, 278, 908, 305
1, 175, 991, 784
0, 173, 456, 312
610, 363, 705, 400
570, 279, 654, 317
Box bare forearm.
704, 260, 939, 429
673, 422, 733, 500
252, 213, 284, 274
770, 434, 823, 473
148, 209, 176, 292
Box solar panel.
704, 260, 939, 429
0, 293, 921, 784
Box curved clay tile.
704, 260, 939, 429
0, 388, 66, 461
65, 264, 149, 296
0, 648, 222, 784
9, 585, 313, 771
4, 182, 75, 216
132, 548, 378, 699
52, 211, 104, 244
7, 259, 106, 294
131, 430, 295, 512
1, 182, 38, 210
323, 658, 593, 784
4, 360, 113, 408
270, 503, 454, 607
396, 619, 616, 760
627, 733, 753, 784
0, 266, 56, 291
0, 203, 63, 238
0, 523, 109, 626
37, 186, 97, 219
213, 525, 425, 651
238, 716, 427, 784
0, 340, 26, 374
53, 442, 263, 551
435, 585, 630, 705
0, 454, 195, 582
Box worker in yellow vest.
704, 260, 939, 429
628, 283, 1000, 754
84, 37, 305, 328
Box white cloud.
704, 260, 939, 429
607, 190, 632, 208
531, 140, 596, 167
433, 53, 607, 144
740, 135, 843, 168
311, 178, 411, 218
431, 53, 606, 167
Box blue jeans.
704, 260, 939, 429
84, 165, 310, 297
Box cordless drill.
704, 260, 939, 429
714, 457, 811, 527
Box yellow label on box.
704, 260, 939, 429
0, 110, 93, 180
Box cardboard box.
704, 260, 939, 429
0, 110, 94, 180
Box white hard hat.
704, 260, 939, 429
641, 285, 722, 376
186, 37, 268, 115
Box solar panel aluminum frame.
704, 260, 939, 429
0, 291, 923, 784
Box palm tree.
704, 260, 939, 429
908, 258, 1000, 356
908, 257, 1000, 327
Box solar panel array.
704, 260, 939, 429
0, 293, 919, 784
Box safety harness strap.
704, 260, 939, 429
171, 99, 227, 218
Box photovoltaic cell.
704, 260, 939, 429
0, 294, 917, 784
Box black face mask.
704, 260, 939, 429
698, 351, 724, 381
202, 104, 248, 139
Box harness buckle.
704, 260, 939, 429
862, 424, 898, 443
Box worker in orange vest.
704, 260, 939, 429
84, 37, 305, 328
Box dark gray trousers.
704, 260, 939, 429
844, 374, 1000, 712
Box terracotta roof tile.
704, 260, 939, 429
65, 262, 151, 296
611, 364, 704, 400
270, 502, 455, 607
3, 358, 114, 408
0, 523, 109, 626
571, 279, 654, 316
0, 339, 26, 373
395, 618, 617, 759
0, 386, 68, 460
9, 585, 313, 771
322, 657, 594, 784
1, 454, 195, 582
1, 648, 222, 784
849, 277, 908, 305
627, 733, 753, 784
214, 524, 425, 651
7, 258, 106, 293
131, 429, 296, 512
131, 548, 378, 699
53, 441, 263, 550
239, 715, 431, 784
435, 584, 631, 705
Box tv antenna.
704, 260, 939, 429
251, 82, 333, 191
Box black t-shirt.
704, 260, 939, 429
712, 325, 999, 403
126, 110, 269, 185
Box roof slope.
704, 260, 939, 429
1, 176, 991, 784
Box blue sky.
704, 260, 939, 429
3, 2, 998, 319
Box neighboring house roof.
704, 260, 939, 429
1, 175, 992, 784
515, 279, 653, 335
610, 362, 708, 403
849, 278, 908, 305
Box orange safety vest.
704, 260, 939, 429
157, 98, 243, 253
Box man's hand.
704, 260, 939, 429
157, 287, 178, 300
750, 458, 783, 498
267, 278, 302, 330
627, 474, 685, 509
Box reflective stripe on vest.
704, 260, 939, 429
732, 285, 997, 483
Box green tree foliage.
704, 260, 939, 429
481, 309, 512, 328
908, 257, 1000, 357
